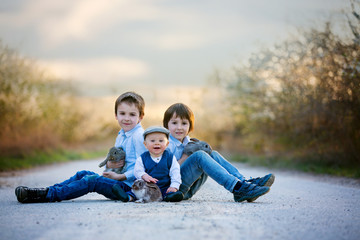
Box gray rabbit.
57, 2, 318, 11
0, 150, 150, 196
99, 147, 126, 174
131, 179, 162, 203
183, 138, 212, 156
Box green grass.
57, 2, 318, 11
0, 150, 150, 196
0, 148, 108, 172
231, 154, 360, 179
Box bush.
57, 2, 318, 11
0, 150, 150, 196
0, 41, 84, 157
215, 1, 360, 167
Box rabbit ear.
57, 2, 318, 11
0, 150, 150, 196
98, 159, 107, 167
190, 138, 200, 142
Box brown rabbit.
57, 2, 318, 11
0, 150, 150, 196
131, 179, 162, 203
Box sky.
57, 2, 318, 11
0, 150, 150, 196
0, 0, 349, 98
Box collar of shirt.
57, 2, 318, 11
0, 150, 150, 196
169, 134, 191, 147
118, 123, 142, 138
150, 154, 163, 163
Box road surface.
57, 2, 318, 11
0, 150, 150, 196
0, 158, 359, 240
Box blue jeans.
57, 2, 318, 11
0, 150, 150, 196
46, 170, 131, 202
179, 150, 245, 200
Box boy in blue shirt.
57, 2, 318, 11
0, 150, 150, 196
15, 92, 147, 203
163, 103, 274, 202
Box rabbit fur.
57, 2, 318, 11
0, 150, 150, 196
183, 138, 212, 156
131, 179, 162, 203
98, 147, 126, 174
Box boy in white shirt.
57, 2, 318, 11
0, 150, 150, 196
133, 126, 183, 202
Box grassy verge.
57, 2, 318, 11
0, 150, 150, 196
0, 148, 108, 172
231, 154, 360, 179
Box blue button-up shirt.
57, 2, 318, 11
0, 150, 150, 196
167, 134, 191, 160
114, 123, 147, 187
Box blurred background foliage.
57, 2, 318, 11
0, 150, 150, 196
1, 1, 359, 177
212, 0, 360, 176
0, 43, 116, 167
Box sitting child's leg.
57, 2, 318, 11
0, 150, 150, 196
111, 182, 132, 202
51, 170, 97, 188
180, 151, 270, 202
210, 151, 275, 189
16, 174, 132, 203
15, 170, 98, 203
210, 151, 245, 181
180, 173, 208, 200
180, 151, 238, 194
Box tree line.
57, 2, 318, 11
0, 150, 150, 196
214, 1, 360, 169
0, 42, 85, 157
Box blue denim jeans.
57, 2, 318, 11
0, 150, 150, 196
179, 150, 245, 200
46, 170, 131, 202
211, 151, 245, 181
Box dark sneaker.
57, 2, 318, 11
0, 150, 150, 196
247, 174, 275, 187
111, 184, 129, 202
15, 186, 49, 203
246, 174, 275, 202
233, 181, 269, 202
163, 191, 184, 202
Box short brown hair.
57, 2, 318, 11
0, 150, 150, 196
163, 103, 194, 132
115, 92, 145, 118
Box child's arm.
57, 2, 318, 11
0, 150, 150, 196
142, 174, 158, 183
167, 155, 181, 193
134, 156, 158, 183
122, 133, 147, 182
177, 153, 189, 166
102, 171, 126, 181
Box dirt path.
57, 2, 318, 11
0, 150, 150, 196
1, 159, 359, 240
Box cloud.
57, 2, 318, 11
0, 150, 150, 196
142, 33, 207, 50
0, 0, 162, 48
1, 0, 217, 50
37, 0, 125, 48
38, 57, 150, 84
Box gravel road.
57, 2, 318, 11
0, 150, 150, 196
1, 158, 359, 240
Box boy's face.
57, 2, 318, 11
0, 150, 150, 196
167, 114, 190, 142
144, 132, 169, 158
115, 102, 143, 132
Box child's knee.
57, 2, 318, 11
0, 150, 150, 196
82, 174, 99, 191
83, 174, 99, 185
191, 150, 207, 158
76, 170, 95, 178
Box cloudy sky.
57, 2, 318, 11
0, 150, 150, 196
0, 0, 348, 97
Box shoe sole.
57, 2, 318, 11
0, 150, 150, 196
247, 174, 275, 202
15, 186, 27, 203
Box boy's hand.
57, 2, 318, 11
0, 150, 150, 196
177, 153, 189, 166
107, 161, 124, 169
103, 171, 126, 181
142, 174, 158, 183
166, 187, 178, 194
